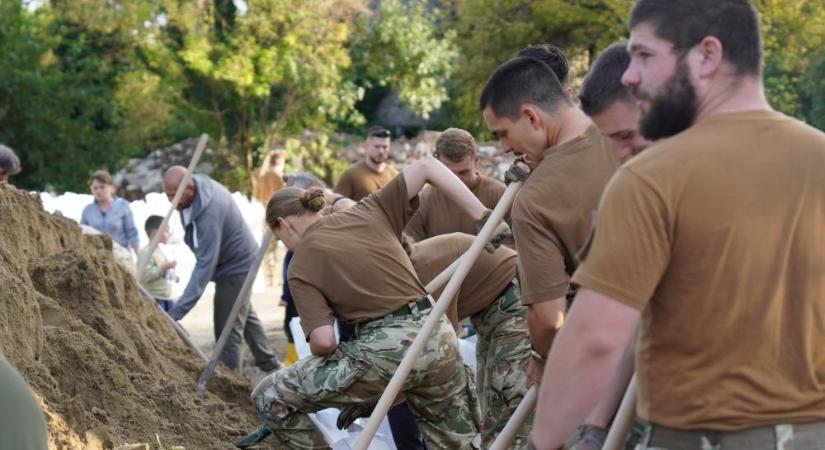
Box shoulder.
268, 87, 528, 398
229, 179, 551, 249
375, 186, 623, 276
478, 174, 506, 195
113, 197, 132, 210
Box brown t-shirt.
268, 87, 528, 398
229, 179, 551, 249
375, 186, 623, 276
288, 173, 426, 337
572, 110, 825, 430
334, 160, 398, 201
512, 125, 618, 305
409, 232, 517, 324
404, 174, 506, 241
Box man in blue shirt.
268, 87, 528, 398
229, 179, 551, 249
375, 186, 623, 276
163, 166, 279, 372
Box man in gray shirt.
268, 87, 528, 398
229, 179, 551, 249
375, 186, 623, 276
163, 166, 279, 371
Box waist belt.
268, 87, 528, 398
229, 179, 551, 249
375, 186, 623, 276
647, 420, 825, 450
498, 282, 519, 309
387, 297, 433, 319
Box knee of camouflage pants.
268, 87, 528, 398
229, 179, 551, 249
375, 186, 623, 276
250, 351, 371, 450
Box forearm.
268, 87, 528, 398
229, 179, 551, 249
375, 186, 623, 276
533, 338, 625, 448
404, 156, 486, 221
582, 327, 638, 428
531, 289, 639, 448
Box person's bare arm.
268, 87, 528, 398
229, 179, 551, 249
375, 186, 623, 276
580, 326, 638, 429
526, 297, 566, 386
531, 289, 640, 449
403, 155, 486, 221
308, 325, 337, 356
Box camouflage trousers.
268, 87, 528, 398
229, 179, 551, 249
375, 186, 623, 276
469, 282, 532, 449
251, 301, 481, 449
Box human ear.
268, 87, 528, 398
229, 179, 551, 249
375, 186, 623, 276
695, 36, 724, 78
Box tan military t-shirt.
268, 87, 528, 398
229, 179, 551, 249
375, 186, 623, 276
404, 174, 506, 241
289, 173, 427, 337
334, 160, 398, 201
512, 125, 618, 305
409, 232, 517, 324
572, 110, 825, 430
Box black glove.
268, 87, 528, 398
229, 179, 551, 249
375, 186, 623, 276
504, 158, 531, 185
476, 209, 512, 253
336, 402, 376, 430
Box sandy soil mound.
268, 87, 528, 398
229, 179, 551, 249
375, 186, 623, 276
0, 184, 274, 449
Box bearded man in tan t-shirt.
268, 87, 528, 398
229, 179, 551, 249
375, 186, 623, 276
334, 126, 398, 201
404, 128, 506, 241
532, 1, 825, 449
480, 54, 619, 388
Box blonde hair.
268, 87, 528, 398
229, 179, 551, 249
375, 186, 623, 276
265, 187, 325, 230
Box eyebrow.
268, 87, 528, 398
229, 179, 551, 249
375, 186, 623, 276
608, 129, 634, 139
628, 42, 653, 54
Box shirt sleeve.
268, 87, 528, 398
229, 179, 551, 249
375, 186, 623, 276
571, 167, 671, 311
288, 274, 336, 340
122, 203, 140, 248
370, 173, 420, 239
512, 200, 569, 305
168, 208, 224, 320
80, 204, 91, 226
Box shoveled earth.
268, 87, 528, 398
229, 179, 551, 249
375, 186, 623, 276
0, 184, 277, 450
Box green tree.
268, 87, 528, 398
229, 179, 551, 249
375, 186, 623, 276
756, 0, 825, 127
0, 1, 140, 191
347, 0, 458, 121
444, 0, 631, 135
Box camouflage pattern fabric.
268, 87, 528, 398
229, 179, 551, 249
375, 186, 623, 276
251, 303, 481, 449
470, 281, 532, 448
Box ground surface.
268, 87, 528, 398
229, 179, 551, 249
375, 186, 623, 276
179, 245, 290, 383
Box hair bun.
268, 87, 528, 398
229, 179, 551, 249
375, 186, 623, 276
300, 189, 326, 212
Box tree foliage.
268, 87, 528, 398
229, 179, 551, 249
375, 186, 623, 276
2, 0, 822, 192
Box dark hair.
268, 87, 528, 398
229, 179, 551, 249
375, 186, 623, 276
0, 145, 21, 175
435, 128, 476, 162
88, 170, 113, 186
144, 215, 164, 236
479, 57, 571, 119
367, 126, 391, 139
265, 188, 325, 230
517, 44, 570, 86
629, 0, 762, 75
283, 172, 327, 190
579, 42, 634, 116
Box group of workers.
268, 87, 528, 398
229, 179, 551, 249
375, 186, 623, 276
236, 1, 825, 449
3, 1, 825, 449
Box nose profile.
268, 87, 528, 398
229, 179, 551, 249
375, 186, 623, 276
622, 63, 639, 87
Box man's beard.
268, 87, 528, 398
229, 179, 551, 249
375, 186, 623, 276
369, 155, 387, 166
636, 61, 697, 141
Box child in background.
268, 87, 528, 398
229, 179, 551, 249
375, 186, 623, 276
138, 215, 177, 311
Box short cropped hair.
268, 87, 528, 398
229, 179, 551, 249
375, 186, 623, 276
517, 44, 570, 86
579, 42, 633, 116
479, 57, 571, 119
366, 126, 391, 139
629, 0, 762, 75
88, 170, 113, 186
434, 128, 477, 162
144, 215, 164, 236
283, 172, 327, 190
0, 145, 21, 175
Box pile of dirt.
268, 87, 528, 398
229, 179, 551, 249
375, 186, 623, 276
0, 184, 275, 449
